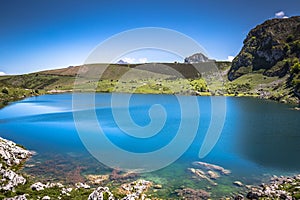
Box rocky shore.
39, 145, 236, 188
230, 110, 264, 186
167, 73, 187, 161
1, 136, 300, 199
245, 175, 300, 200
0, 137, 33, 191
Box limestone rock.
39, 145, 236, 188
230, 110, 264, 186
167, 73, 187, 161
4, 194, 27, 200
184, 53, 210, 63
88, 186, 114, 200
30, 182, 47, 191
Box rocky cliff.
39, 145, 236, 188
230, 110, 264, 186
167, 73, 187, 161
228, 16, 300, 100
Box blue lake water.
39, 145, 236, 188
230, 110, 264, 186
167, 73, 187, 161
0, 93, 299, 197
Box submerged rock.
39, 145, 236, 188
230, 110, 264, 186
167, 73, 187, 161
175, 187, 210, 200
86, 174, 109, 185
188, 168, 217, 186
193, 161, 231, 175
153, 184, 162, 189
207, 170, 220, 180
233, 181, 244, 187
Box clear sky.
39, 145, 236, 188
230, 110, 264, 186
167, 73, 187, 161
0, 0, 299, 74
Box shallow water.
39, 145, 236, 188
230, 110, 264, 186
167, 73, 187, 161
0, 93, 299, 197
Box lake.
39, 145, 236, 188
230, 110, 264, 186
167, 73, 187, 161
0, 93, 299, 198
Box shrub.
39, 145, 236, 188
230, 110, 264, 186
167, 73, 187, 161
190, 79, 207, 92
286, 34, 294, 43
1, 88, 9, 94
291, 62, 300, 74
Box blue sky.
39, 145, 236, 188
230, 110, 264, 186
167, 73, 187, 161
0, 0, 299, 74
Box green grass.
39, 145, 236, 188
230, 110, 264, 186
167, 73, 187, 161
0, 61, 298, 106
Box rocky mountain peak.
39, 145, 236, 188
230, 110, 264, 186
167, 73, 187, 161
117, 59, 129, 64
184, 53, 210, 63
228, 16, 300, 81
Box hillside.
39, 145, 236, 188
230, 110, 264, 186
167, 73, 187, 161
227, 16, 300, 103
0, 62, 232, 108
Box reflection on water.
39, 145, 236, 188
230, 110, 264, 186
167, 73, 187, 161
0, 94, 299, 198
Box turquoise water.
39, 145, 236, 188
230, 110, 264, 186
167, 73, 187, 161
0, 94, 299, 197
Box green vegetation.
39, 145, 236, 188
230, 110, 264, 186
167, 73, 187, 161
227, 16, 300, 104
0, 59, 299, 108
290, 59, 300, 94
0, 86, 42, 108
0, 182, 92, 200
190, 78, 207, 92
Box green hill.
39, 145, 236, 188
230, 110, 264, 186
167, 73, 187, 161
227, 16, 300, 103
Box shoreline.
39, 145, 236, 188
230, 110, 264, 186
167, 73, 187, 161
1, 136, 300, 199
1, 89, 299, 111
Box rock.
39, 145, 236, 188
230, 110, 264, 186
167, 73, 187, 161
117, 59, 129, 64
207, 170, 220, 179
193, 161, 231, 175
188, 168, 217, 186
110, 169, 138, 180
175, 187, 210, 199
227, 16, 300, 100
0, 137, 33, 191
233, 181, 243, 187
42, 196, 51, 200
0, 137, 33, 167
75, 182, 90, 189
234, 194, 244, 200
119, 179, 152, 199
86, 174, 109, 185
184, 53, 211, 63
30, 182, 47, 191
246, 191, 260, 199
153, 184, 162, 189
61, 187, 73, 196
245, 174, 300, 199
4, 194, 27, 200
0, 167, 27, 191
228, 17, 300, 80
88, 186, 114, 200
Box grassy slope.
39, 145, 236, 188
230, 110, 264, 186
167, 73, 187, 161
0, 62, 299, 108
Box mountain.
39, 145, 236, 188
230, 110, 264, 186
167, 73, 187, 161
184, 53, 210, 63
228, 16, 300, 102
117, 59, 129, 64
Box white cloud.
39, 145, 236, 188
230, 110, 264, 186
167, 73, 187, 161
122, 57, 136, 64
275, 11, 288, 18
138, 58, 148, 63
0, 71, 6, 76
119, 57, 148, 63
227, 56, 235, 62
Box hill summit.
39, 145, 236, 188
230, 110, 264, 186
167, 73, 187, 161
228, 16, 300, 99
184, 53, 210, 63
